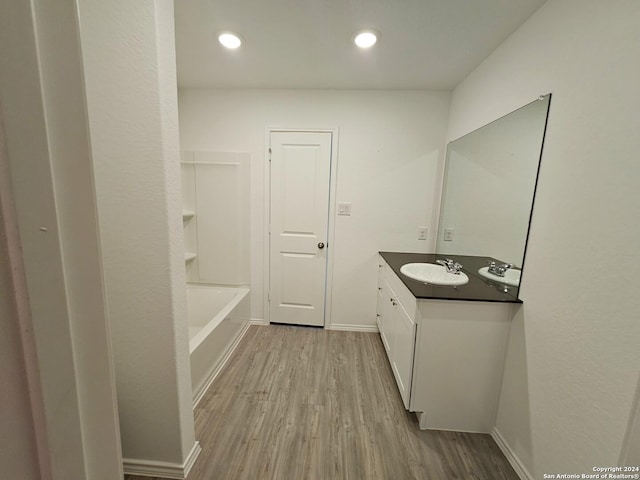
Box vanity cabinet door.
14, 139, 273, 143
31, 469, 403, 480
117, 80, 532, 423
377, 257, 417, 409
390, 300, 416, 409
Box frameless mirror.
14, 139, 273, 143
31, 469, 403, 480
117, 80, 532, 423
436, 94, 551, 295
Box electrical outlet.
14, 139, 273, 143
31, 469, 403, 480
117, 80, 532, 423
337, 202, 352, 216
443, 228, 454, 241
418, 227, 428, 240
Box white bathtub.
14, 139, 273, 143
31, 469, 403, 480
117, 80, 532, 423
186, 284, 250, 404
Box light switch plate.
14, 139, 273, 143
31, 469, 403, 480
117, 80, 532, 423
337, 202, 352, 216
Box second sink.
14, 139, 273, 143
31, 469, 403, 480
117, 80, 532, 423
478, 266, 521, 287
400, 263, 469, 286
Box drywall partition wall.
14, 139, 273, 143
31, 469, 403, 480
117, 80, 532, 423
178, 89, 450, 328
181, 151, 251, 285
448, 0, 640, 477
1, 0, 123, 478
0, 107, 42, 480
0, 231, 41, 479
77, 0, 198, 474
30, 0, 125, 476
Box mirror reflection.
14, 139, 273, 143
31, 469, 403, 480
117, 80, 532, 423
436, 94, 551, 295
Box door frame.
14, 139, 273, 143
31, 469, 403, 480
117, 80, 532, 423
263, 127, 340, 327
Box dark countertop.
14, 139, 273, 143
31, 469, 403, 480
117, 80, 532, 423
379, 252, 522, 304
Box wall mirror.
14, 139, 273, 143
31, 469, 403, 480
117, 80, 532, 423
436, 94, 551, 296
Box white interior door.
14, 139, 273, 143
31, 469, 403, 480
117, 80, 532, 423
269, 131, 332, 327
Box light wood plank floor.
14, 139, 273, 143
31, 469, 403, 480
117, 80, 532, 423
126, 324, 519, 480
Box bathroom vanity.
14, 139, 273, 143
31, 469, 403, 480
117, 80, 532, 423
377, 251, 521, 433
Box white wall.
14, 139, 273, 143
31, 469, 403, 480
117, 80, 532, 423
0, 105, 42, 480
0, 0, 123, 478
179, 89, 450, 328
448, 0, 640, 476
77, 0, 197, 470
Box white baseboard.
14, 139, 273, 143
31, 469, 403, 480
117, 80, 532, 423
250, 318, 376, 332
123, 441, 201, 479
193, 321, 253, 408
249, 318, 268, 325
183, 442, 202, 478
491, 427, 533, 480
416, 411, 428, 430
327, 323, 379, 332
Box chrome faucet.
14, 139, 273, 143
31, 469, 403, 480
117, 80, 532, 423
436, 258, 463, 274
487, 261, 513, 277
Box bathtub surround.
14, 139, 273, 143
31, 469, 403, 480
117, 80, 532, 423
447, 0, 640, 477
181, 151, 250, 285
76, 0, 198, 476
178, 89, 451, 329
180, 150, 252, 405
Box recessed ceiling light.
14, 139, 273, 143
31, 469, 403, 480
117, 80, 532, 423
354, 30, 378, 49
218, 32, 242, 49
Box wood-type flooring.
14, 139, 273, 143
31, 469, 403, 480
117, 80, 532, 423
125, 324, 519, 480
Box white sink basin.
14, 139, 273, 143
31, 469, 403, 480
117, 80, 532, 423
400, 263, 469, 286
478, 266, 521, 287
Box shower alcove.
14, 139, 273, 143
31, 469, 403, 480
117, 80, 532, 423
180, 150, 251, 404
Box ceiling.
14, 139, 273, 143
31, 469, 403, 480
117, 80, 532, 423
174, 0, 547, 90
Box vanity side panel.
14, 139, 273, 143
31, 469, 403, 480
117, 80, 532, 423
411, 300, 512, 433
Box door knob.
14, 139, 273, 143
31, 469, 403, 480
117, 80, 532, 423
318, 242, 325, 249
